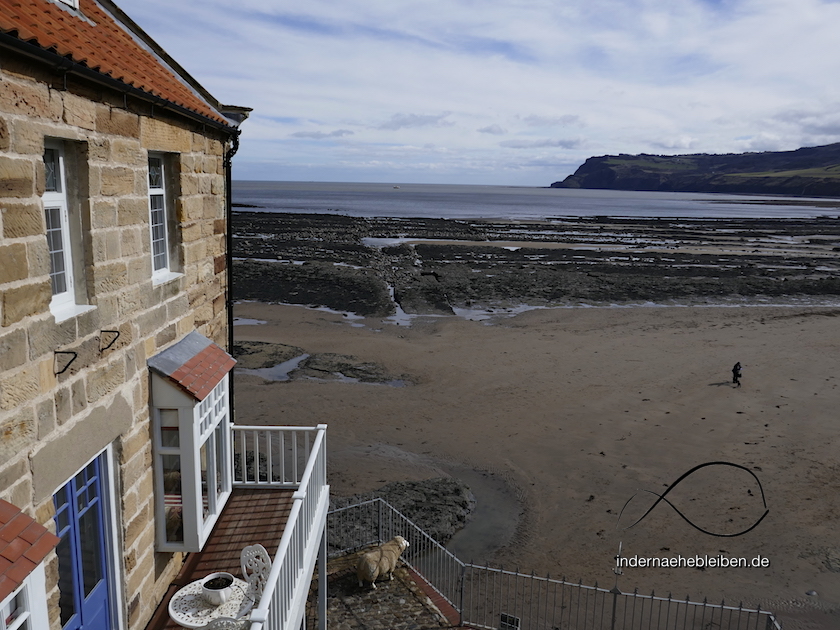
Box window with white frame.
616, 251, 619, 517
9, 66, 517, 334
42, 140, 91, 321
147, 154, 180, 283
151, 375, 232, 552
43, 142, 74, 307
0, 564, 49, 630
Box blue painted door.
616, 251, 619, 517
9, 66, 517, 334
53, 456, 112, 630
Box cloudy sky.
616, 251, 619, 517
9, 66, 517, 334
116, 0, 840, 186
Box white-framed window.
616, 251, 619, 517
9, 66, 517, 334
0, 564, 49, 630
151, 375, 232, 552
148, 155, 168, 273
43, 142, 74, 309
42, 139, 92, 322
147, 154, 180, 284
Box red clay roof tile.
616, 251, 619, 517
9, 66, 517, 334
4, 560, 35, 586
169, 367, 189, 382
0, 515, 29, 543
23, 534, 58, 564
17, 522, 42, 545
168, 344, 236, 401
0, 502, 17, 524
0, 538, 28, 563
0, 0, 232, 127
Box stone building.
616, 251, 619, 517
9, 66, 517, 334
0, 1, 259, 628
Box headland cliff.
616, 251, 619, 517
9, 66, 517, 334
553, 143, 840, 197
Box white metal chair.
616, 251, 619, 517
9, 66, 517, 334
236, 544, 272, 618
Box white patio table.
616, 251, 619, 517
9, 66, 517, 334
167, 576, 249, 628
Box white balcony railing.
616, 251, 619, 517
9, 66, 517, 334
233, 425, 322, 487
232, 424, 329, 630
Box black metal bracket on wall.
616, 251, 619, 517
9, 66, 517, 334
99, 330, 120, 352
54, 351, 77, 375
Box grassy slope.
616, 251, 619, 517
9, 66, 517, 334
601, 156, 840, 180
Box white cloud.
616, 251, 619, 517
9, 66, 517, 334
115, 0, 840, 185
376, 113, 453, 130
649, 136, 700, 151
521, 115, 583, 128
500, 138, 583, 149
290, 129, 354, 139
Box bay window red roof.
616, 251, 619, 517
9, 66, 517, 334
0, 500, 60, 602
148, 331, 236, 401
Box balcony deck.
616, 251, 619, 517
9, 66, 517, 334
146, 487, 294, 630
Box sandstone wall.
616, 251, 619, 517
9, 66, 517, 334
0, 54, 232, 630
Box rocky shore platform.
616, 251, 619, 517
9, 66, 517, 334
232, 211, 840, 315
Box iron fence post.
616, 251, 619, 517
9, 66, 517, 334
610, 584, 621, 630
458, 562, 466, 627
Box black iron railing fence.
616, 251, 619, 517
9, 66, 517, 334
328, 499, 781, 630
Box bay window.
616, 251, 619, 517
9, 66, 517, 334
0, 500, 55, 630
0, 565, 48, 630
148, 333, 235, 552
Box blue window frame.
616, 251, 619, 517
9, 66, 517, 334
53, 457, 111, 630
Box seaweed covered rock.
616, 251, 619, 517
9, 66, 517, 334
233, 340, 305, 369
330, 477, 475, 549
233, 259, 394, 316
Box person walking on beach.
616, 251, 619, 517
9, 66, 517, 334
732, 362, 742, 387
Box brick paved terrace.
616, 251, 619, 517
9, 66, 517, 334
308, 550, 468, 630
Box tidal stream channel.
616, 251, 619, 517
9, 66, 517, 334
443, 465, 520, 563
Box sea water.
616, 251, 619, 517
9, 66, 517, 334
233, 180, 839, 220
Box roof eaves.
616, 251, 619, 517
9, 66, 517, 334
95, 0, 248, 129
0, 29, 241, 134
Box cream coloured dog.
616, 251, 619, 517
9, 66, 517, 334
356, 536, 409, 589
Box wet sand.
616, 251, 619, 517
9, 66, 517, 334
232, 300, 840, 628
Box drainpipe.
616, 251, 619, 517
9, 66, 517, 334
223, 130, 241, 420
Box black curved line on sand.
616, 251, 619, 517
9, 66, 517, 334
618, 461, 769, 537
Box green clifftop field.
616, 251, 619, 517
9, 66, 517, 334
553, 143, 840, 197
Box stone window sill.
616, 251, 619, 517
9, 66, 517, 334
152, 270, 184, 286
51, 302, 96, 323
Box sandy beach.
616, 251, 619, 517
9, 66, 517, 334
232, 300, 840, 628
